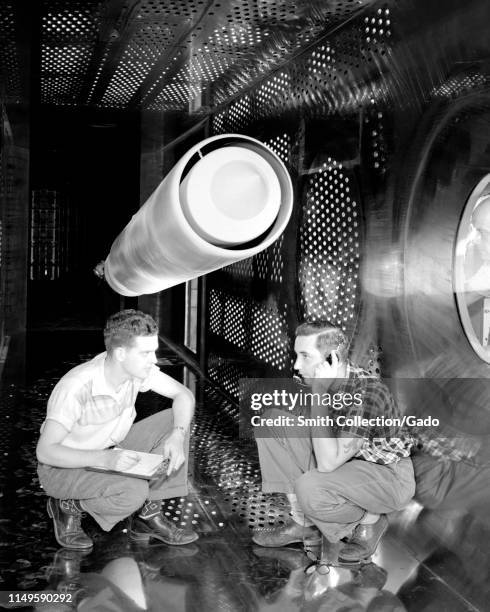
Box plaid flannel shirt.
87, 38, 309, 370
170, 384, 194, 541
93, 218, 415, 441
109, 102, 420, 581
413, 428, 481, 462
329, 364, 413, 465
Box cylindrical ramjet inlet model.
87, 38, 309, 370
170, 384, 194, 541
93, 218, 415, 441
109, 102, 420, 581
104, 134, 293, 296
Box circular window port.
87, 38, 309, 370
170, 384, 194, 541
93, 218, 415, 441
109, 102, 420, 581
454, 174, 490, 363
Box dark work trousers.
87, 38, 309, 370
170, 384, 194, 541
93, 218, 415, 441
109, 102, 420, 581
38, 410, 188, 531
256, 408, 415, 541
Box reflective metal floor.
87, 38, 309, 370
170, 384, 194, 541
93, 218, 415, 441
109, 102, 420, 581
0, 331, 488, 611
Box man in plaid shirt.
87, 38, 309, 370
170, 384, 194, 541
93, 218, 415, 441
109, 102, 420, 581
253, 320, 415, 568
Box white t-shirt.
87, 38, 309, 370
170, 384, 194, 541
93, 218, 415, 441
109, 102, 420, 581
40, 352, 159, 450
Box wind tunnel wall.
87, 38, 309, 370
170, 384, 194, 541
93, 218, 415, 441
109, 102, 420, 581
200, 0, 490, 399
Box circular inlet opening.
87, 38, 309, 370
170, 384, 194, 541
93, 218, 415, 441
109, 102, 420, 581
179, 146, 281, 247
210, 161, 268, 220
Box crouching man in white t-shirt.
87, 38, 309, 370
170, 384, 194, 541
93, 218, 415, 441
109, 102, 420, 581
36, 309, 198, 549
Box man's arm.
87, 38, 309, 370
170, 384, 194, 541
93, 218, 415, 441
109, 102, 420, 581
36, 420, 140, 470
312, 436, 364, 472
310, 355, 364, 471
147, 370, 195, 474
148, 370, 195, 429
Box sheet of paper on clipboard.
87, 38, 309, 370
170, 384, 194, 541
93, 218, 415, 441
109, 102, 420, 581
86, 449, 166, 480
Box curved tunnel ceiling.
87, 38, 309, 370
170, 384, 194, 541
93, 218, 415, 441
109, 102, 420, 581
1, 0, 378, 112
2, 0, 488, 123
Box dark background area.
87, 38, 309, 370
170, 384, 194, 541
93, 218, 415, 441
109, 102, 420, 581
28, 106, 140, 329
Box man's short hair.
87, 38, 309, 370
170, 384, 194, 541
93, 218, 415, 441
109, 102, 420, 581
295, 320, 348, 362
104, 309, 158, 352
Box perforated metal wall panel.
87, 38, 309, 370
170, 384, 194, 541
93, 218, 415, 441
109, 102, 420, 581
33, 0, 380, 110
40, 0, 103, 106
298, 159, 361, 327
18, 0, 490, 120
0, 2, 21, 103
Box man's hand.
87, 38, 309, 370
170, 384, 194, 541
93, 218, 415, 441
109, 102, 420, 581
149, 457, 170, 482
162, 431, 186, 475
311, 351, 340, 396
102, 449, 141, 471
313, 350, 339, 379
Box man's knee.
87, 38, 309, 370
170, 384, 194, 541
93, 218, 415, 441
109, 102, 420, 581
412, 453, 450, 509
294, 471, 331, 516
255, 435, 278, 454
125, 479, 149, 512
106, 478, 149, 514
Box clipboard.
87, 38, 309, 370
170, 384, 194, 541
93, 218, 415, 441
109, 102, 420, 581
86, 449, 167, 480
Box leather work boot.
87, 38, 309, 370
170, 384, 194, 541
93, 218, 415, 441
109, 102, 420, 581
47, 497, 93, 550
338, 514, 388, 563
129, 513, 199, 546
252, 518, 322, 547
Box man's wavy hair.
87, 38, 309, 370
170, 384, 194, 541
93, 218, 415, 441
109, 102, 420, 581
104, 309, 158, 352
295, 319, 349, 362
